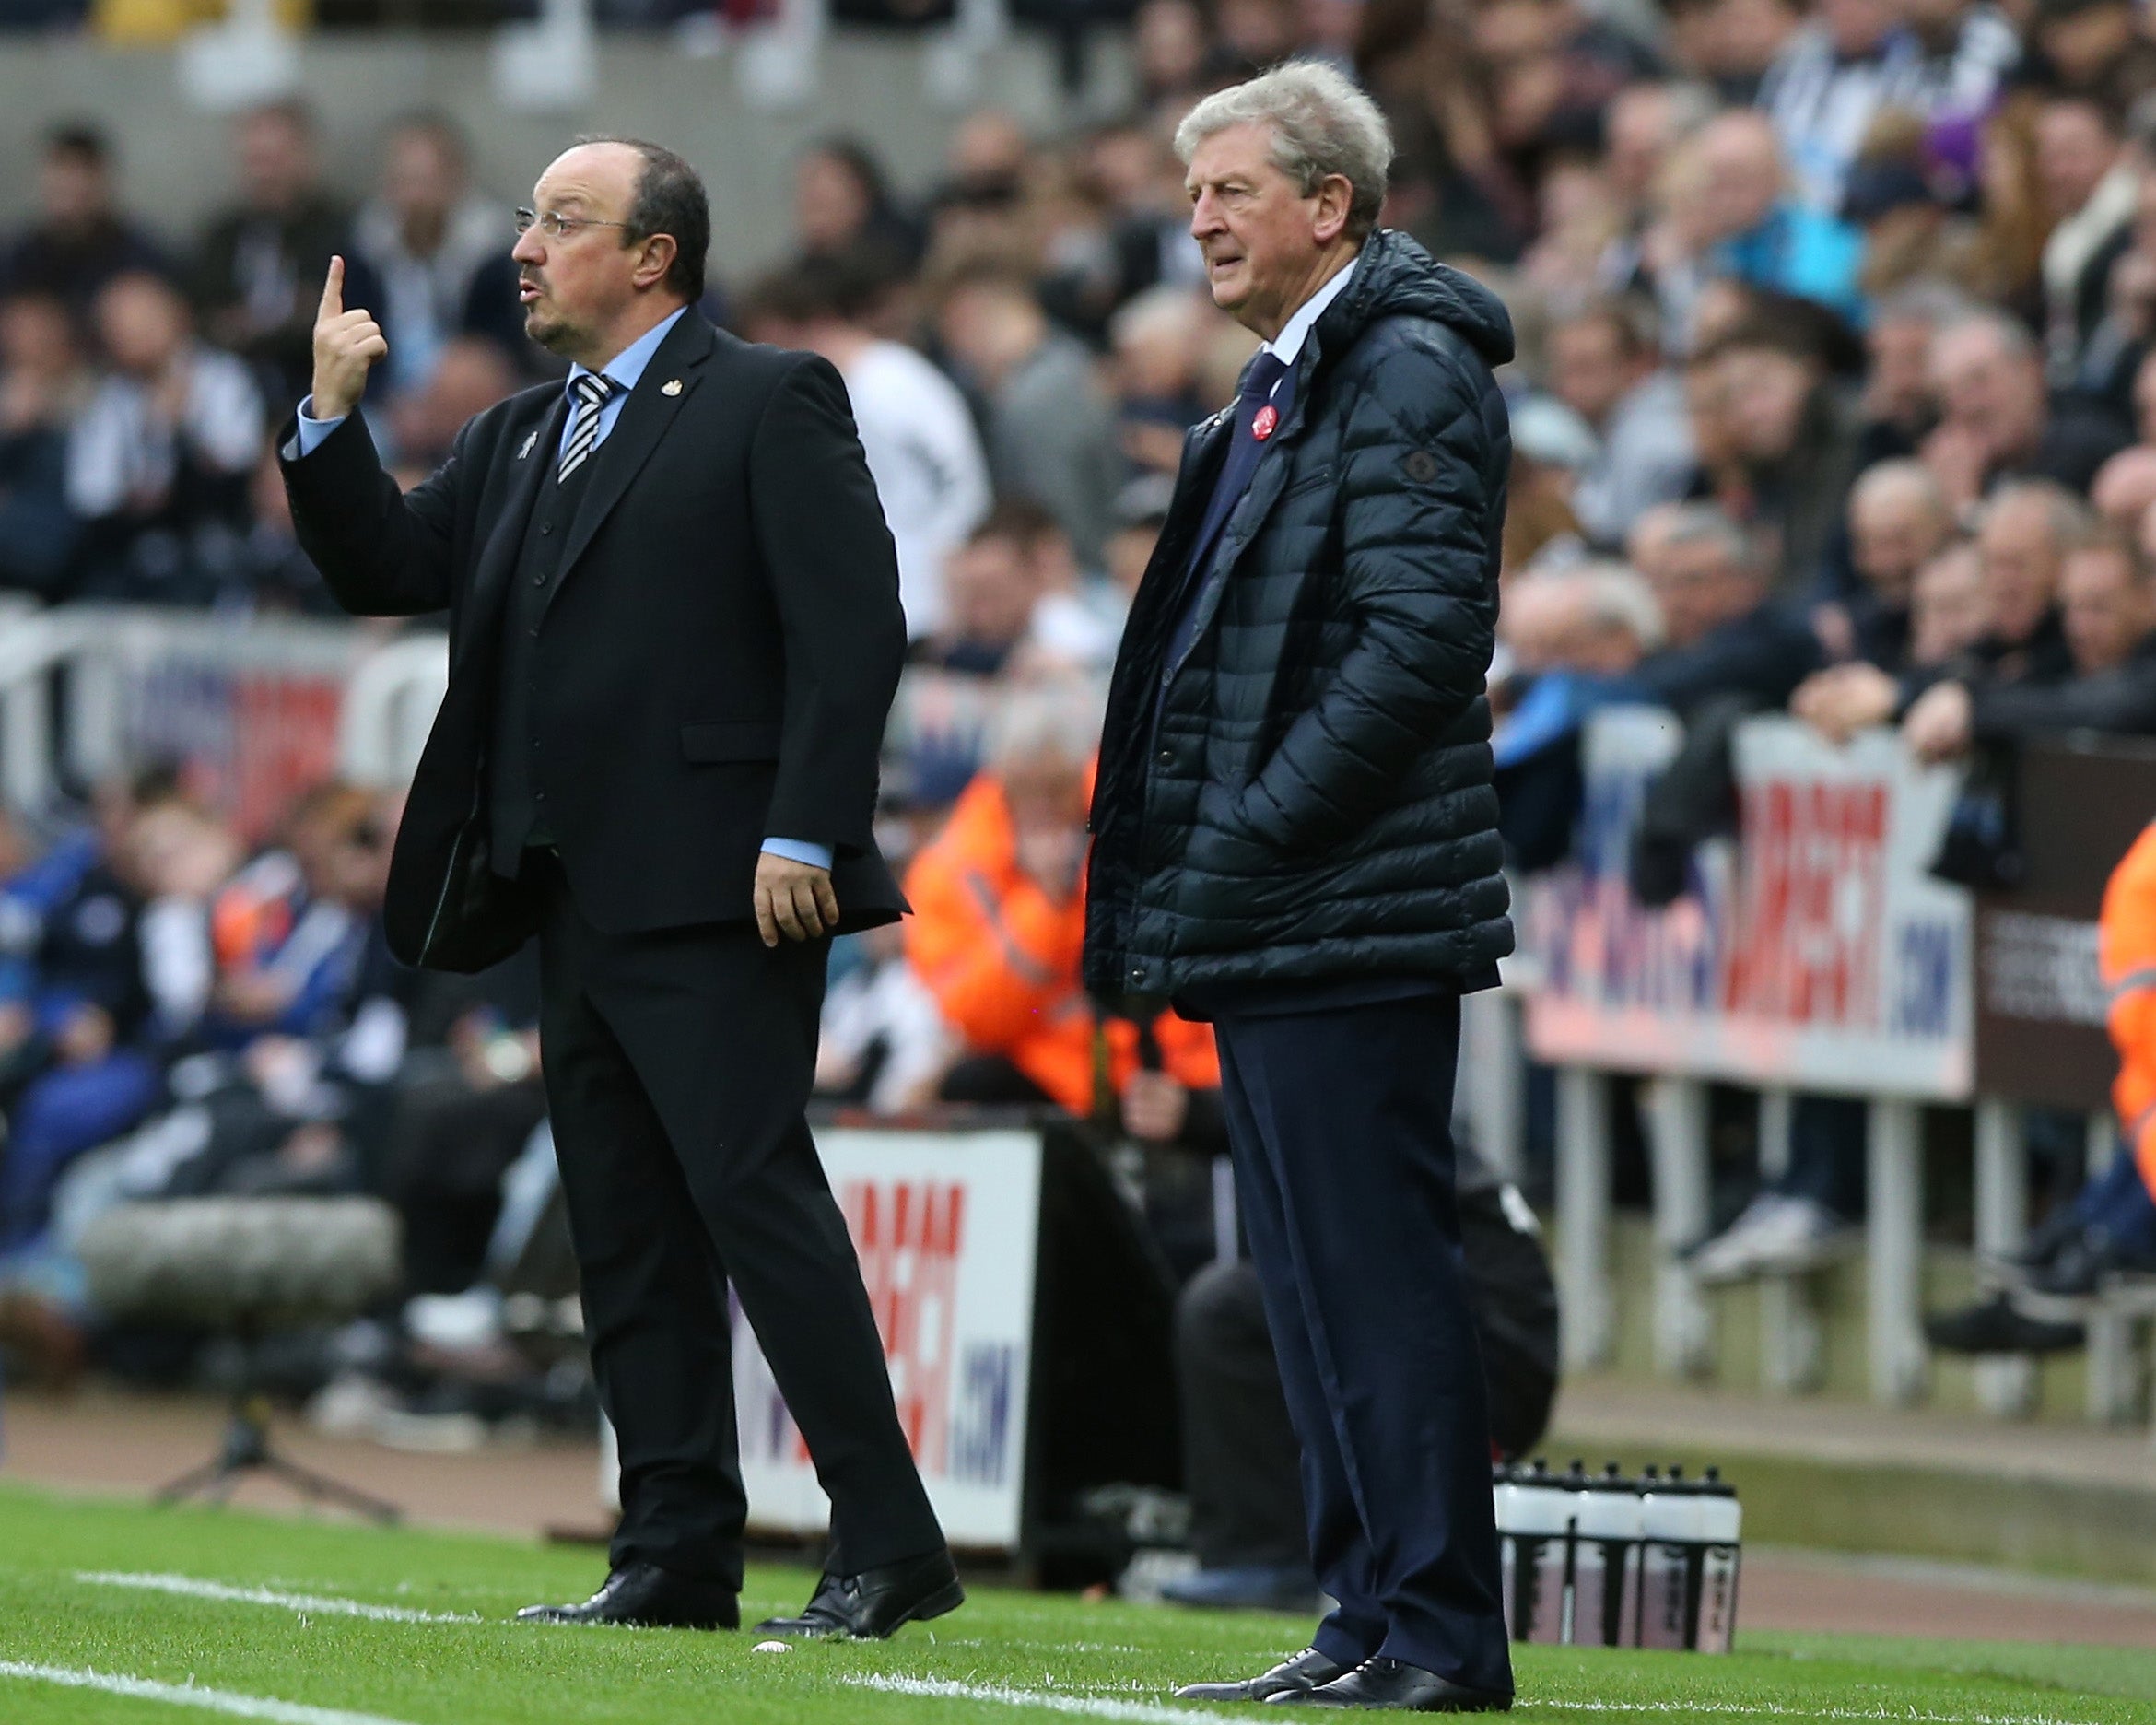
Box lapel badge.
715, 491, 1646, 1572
661, 378, 684, 396
1252, 404, 1280, 441
516, 429, 538, 461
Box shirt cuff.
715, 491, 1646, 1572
761, 839, 833, 870
292, 397, 345, 458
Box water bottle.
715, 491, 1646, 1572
1569, 1462, 1643, 1648
1635, 1464, 1698, 1649
1694, 1467, 1742, 1654
1496, 1457, 1571, 1643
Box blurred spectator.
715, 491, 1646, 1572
193, 100, 381, 405
2031, 0, 2156, 118
1696, 313, 1863, 593
1647, 111, 1867, 340
0, 291, 88, 598
999, 499, 1125, 672
791, 136, 922, 269
904, 687, 1219, 1119
1799, 480, 2086, 738
1903, 527, 2156, 757
385, 335, 520, 470
351, 114, 510, 403
1815, 457, 1956, 667
1896, 0, 2021, 135
0, 123, 169, 318
814, 922, 955, 1114
1922, 307, 2131, 509
935, 262, 1121, 568
1132, 0, 1213, 112
1907, 538, 1991, 666
1661, 0, 1801, 101
1108, 285, 1214, 479
908, 510, 1043, 675
2090, 443, 2156, 534
1857, 283, 1965, 466
229, 451, 338, 616
1630, 501, 1822, 712
1471, 0, 1663, 185
1494, 561, 1663, 869
1548, 295, 1695, 548
738, 252, 990, 640
66, 271, 264, 605
2035, 95, 2138, 390
1758, 0, 1914, 212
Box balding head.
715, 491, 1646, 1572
510, 137, 707, 369
1690, 111, 1785, 241
1978, 482, 2091, 645
1849, 460, 1952, 604
2092, 446, 2156, 533
1929, 312, 2047, 467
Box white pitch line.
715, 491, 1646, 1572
77, 1572, 481, 1625
845, 1674, 2102, 1725
0, 1659, 420, 1725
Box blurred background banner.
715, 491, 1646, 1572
1521, 709, 1973, 1098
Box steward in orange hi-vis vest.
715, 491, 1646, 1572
904, 769, 1218, 1116
2103, 822, 2156, 1198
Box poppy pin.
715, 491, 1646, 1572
1252, 404, 1279, 441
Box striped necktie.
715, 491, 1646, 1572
557, 372, 616, 482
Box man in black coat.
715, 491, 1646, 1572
1084, 64, 1516, 1713
282, 137, 958, 1639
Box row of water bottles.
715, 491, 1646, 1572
1494, 1460, 1741, 1652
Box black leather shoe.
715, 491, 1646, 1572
1270, 1657, 1512, 1711
752, 1548, 964, 1638
1176, 1647, 1352, 1702
515, 1562, 739, 1629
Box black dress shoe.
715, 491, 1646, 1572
1176, 1647, 1352, 1702
1270, 1656, 1512, 1712
752, 1548, 964, 1638
516, 1562, 739, 1629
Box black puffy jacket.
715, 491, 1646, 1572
1084, 230, 1515, 1000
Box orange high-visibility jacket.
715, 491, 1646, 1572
904, 771, 1218, 1116
2103, 821, 2156, 1191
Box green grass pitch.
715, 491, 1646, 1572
0, 1484, 2152, 1723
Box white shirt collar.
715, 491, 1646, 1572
1261, 256, 1358, 370
568, 304, 689, 396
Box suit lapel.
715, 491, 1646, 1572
539, 314, 716, 624
458, 391, 568, 677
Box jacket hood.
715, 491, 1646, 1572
1318, 229, 1515, 368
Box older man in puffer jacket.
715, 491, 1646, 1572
1084, 60, 1516, 1715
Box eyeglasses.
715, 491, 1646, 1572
515, 207, 634, 241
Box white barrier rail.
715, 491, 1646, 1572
0, 604, 444, 833
1511, 706, 2120, 1415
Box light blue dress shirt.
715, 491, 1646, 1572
296, 306, 832, 874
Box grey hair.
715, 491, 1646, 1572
1851, 458, 1950, 525
987, 686, 1104, 770
1173, 60, 1394, 242
1937, 306, 2041, 365
1984, 479, 2096, 551
1660, 503, 1752, 572
1571, 561, 1667, 651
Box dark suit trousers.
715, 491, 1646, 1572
528, 855, 941, 1585
1211, 994, 1512, 1694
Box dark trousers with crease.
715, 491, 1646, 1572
528, 853, 942, 1586
1211, 993, 1513, 1695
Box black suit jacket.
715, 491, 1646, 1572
281, 311, 908, 971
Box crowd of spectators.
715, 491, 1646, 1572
16, 0, 2156, 1392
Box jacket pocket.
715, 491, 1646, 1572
681, 721, 783, 762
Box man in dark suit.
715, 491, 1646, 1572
283, 137, 960, 1639
1084, 65, 1517, 1711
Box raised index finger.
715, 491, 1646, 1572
319, 256, 345, 322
